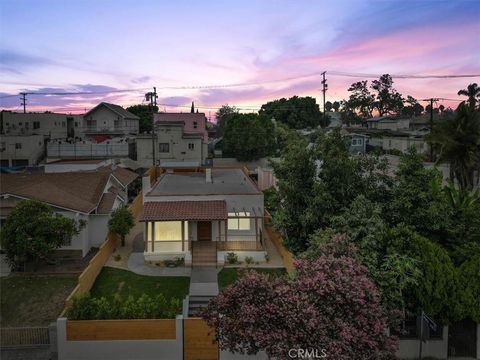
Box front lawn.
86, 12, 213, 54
90, 267, 190, 302
0, 274, 77, 327
218, 267, 287, 290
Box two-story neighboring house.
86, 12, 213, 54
136, 113, 208, 167
140, 168, 265, 266
83, 102, 140, 139
0, 166, 138, 257
0, 111, 84, 167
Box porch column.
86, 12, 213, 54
218, 220, 221, 242
255, 216, 258, 242
144, 222, 148, 252
224, 219, 228, 242
181, 221, 185, 251
151, 221, 155, 252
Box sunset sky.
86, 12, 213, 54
1, 0, 479, 117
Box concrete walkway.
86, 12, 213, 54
126, 253, 192, 277
189, 267, 219, 296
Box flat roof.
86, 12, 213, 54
149, 169, 261, 196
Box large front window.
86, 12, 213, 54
147, 221, 188, 241
228, 212, 251, 230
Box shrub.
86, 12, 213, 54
67, 294, 181, 320
244, 256, 254, 265
226, 252, 239, 265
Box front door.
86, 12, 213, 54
197, 221, 212, 241
448, 319, 477, 357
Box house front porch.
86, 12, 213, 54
140, 200, 265, 266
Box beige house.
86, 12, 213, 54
382, 135, 428, 154
141, 168, 265, 266
83, 102, 139, 138
1, 111, 84, 139
0, 166, 138, 257
137, 116, 208, 167
366, 116, 410, 131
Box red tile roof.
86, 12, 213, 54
140, 200, 227, 221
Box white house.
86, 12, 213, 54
140, 168, 265, 266
0, 166, 138, 257
83, 102, 139, 138
382, 135, 428, 154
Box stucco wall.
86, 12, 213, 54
0, 134, 45, 166
396, 326, 448, 359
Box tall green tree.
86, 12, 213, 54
371, 74, 404, 116
346, 81, 374, 118
325, 101, 333, 112
428, 102, 480, 190
332, 101, 340, 112
388, 148, 448, 240
215, 104, 239, 137
108, 206, 135, 247
259, 96, 324, 129
457, 83, 480, 108
0, 200, 86, 270
126, 104, 158, 133
385, 225, 461, 323
222, 113, 275, 161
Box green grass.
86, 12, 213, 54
218, 268, 287, 290
90, 267, 190, 302
0, 274, 77, 326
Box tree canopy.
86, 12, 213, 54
259, 96, 327, 129
126, 104, 158, 133
222, 113, 276, 161
0, 200, 86, 270
215, 104, 239, 137
108, 206, 135, 247
201, 237, 397, 359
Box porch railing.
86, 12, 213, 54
216, 233, 264, 251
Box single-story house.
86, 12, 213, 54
0, 166, 138, 257
140, 168, 265, 266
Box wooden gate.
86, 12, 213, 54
183, 318, 218, 360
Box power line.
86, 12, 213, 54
2, 70, 478, 100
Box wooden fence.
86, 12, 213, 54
1, 327, 50, 347
63, 191, 144, 311
66, 319, 176, 341
184, 318, 218, 360
264, 209, 295, 274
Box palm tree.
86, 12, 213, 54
458, 83, 480, 108
427, 102, 480, 190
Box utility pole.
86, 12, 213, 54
321, 71, 328, 113
145, 87, 158, 168
20, 92, 27, 113
429, 98, 437, 162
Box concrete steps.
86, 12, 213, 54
188, 295, 214, 317
192, 242, 217, 267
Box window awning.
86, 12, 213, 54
140, 200, 227, 222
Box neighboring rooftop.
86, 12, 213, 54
149, 169, 260, 196
84, 102, 140, 120
0, 167, 137, 213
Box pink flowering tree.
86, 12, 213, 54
201, 236, 398, 359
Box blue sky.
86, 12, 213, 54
1, 0, 479, 113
